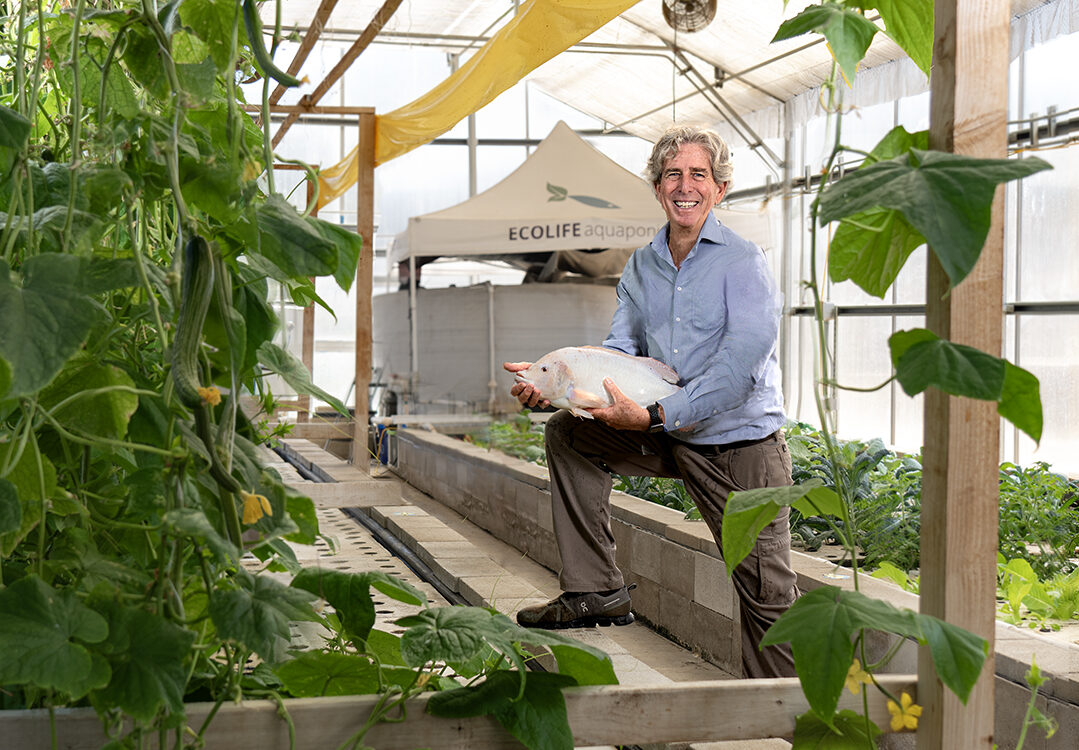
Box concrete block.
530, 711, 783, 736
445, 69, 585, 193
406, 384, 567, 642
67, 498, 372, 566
631, 530, 664, 584
454, 461, 470, 490
659, 538, 696, 602
368, 505, 410, 527
533, 528, 561, 572
611, 519, 634, 572
515, 481, 539, 526
300, 482, 398, 509
428, 555, 501, 593
484, 498, 512, 541
460, 575, 548, 611
466, 465, 492, 501
493, 471, 516, 508
459, 495, 492, 528
410, 542, 473, 571
627, 571, 661, 624
995, 674, 1043, 750
667, 520, 719, 555
688, 600, 738, 674
997, 626, 1079, 704
394, 524, 469, 546
611, 492, 685, 535
1047, 691, 1079, 750
537, 491, 555, 532
320, 464, 370, 483
694, 552, 736, 620
659, 586, 692, 635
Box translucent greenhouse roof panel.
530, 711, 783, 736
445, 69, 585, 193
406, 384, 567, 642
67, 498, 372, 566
261, 0, 1060, 142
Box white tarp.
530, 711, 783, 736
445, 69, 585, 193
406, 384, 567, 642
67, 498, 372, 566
390, 120, 773, 265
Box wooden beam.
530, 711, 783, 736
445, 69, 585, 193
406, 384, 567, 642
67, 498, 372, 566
244, 104, 376, 115
920, 1, 1009, 747
4, 675, 918, 749
271, 0, 404, 148
268, 0, 340, 106
297, 179, 318, 423
352, 111, 375, 471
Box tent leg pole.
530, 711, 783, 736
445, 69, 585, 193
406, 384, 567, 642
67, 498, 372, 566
409, 254, 418, 410
488, 283, 497, 415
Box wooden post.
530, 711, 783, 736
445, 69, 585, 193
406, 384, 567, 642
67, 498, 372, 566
298, 179, 317, 423
352, 110, 376, 469
920, 1, 1009, 747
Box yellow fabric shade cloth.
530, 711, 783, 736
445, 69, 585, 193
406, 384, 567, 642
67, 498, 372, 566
315, 0, 638, 209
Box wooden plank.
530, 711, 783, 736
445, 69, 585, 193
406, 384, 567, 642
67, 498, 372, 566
271, 0, 404, 147
274, 421, 354, 441
2, 675, 917, 749
352, 111, 375, 471
921, 1, 1010, 747
268, 0, 340, 105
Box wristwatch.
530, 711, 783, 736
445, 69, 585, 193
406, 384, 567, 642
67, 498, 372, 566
646, 402, 665, 433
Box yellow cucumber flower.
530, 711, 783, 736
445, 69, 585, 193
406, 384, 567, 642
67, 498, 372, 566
887, 692, 922, 731
197, 385, 222, 406
845, 658, 872, 695
241, 489, 273, 524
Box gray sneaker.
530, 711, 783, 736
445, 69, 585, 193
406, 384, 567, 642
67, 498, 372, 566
516, 586, 634, 629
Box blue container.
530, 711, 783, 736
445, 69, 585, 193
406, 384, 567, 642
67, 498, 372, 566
375, 424, 391, 464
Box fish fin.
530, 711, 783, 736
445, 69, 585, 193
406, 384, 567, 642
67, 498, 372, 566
569, 388, 608, 409
570, 407, 595, 419
649, 358, 680, 384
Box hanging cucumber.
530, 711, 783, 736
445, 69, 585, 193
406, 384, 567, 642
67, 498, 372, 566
172, 234, 215, 410
242, 0, 303, 88
172, 234, 244, 543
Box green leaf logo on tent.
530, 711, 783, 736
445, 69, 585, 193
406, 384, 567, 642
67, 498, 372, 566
546, 182, 619, 208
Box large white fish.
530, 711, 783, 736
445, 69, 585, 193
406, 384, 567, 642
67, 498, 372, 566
515, 346, 680, 418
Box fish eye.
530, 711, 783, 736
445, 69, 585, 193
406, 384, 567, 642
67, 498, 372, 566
540, 366, 547, 372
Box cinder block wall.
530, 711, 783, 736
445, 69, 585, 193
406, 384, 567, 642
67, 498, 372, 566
392, 428, 1079, 749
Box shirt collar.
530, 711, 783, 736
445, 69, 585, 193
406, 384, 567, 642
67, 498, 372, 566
649, 210, 728, 263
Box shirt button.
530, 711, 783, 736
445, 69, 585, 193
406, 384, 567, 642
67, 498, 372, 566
676, 286, 683, 291
673, 348, 678, 353
674, 420, 681, 427
675, 317, 681, 322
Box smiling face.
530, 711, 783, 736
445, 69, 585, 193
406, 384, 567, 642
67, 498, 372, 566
654, 142, 728, 239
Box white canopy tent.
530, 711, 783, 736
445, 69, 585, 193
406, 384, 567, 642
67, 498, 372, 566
389, 120, 774, 271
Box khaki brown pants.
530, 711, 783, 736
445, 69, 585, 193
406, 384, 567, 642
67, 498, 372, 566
544, 410, 798, 679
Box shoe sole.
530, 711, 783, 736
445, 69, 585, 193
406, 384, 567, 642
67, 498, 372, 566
519, 612, 635, 630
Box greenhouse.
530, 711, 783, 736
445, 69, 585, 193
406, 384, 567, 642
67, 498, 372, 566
2, 0, 1078, 748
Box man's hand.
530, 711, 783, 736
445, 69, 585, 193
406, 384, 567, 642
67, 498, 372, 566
587, 378, 652, 431
503, 361, 550, 409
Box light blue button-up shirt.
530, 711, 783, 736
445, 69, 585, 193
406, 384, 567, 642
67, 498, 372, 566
603, 211, 786, 445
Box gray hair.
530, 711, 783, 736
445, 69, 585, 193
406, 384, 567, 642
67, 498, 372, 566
645, 124, 733, 190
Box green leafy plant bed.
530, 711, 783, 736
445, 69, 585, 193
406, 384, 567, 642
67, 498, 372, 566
472, 417, 1079, 611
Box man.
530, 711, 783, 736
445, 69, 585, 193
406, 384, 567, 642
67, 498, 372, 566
503, 124, 797, 679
